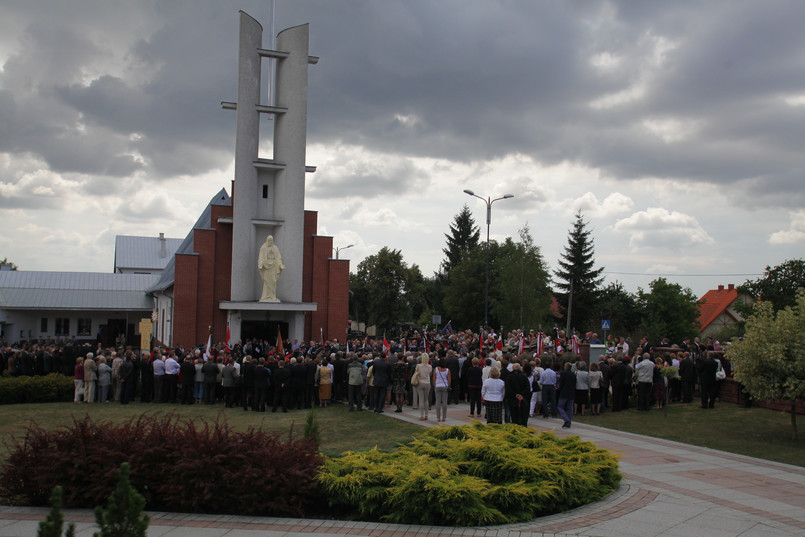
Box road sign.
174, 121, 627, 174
601, 319, 611, 330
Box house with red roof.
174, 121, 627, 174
697, 284, 753, 339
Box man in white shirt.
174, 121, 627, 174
164, 353, 180, 403
635, 353, 654, 411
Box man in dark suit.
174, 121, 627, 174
241, 356, 256, 410
290, 357, 307, 409
697, 351, 718, 409
253, 358, 270, 412
557, 363, 576, 428
505, 363, 531, 426
272, 359, 291, 412
372, 353, 391, 413
678, 352, 696, 403
610, 358, 626, 411
180, 356, 196, 405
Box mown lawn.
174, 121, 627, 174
574, 402, 805, 467
0, 401, 423, 460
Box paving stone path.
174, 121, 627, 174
2, 402, 804, 537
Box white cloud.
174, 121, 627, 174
566, 192, 633, 218
769, 210, 805, 244
613, 207, 714, 250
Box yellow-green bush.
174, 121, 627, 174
0, 374, 74, 404
318, 423, 621, 526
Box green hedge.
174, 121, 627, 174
0, 374, 74, 404
318, 422, 622, 526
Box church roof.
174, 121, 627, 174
147, 188, 231, 293
0, 271, 158, 310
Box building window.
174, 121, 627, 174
55, 318, 70, 336
78, 318, 92, 337
262, 184, 269, 198
41, 318, 48, 333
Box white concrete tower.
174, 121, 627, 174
224, 11, 317, 343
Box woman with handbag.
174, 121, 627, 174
432, 357, 451, 422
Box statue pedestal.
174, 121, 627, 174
220, 300, 316, 344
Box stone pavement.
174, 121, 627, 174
2, 401, 805, 537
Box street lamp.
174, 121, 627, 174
463, 189, 514, 329
333, 244, 354, 259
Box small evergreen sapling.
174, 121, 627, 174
37, 486, 75, 537
93, 463, 149, 537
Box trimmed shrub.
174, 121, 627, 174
0, 374, 74, 404
318, 423, 621, 526
0, 414, 322, 517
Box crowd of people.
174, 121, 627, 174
2, 329, 732, 426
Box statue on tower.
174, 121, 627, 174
258, 235, 284, 302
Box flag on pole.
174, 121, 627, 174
382, 336, 390, 354
225, 324, 231, 353
423, 330, 431, 353
441, 321, 453, 335
571, 333, 580, 354
346, 339, 351, 354
517, 332, 524, 355
495, 333, 503, 353
536, 331, 544, 356
277, 326, 285, 358
204, 331, 212, 362
320, 327, 324, 348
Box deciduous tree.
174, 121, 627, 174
493, 225, 553, 332
726, 291, 805, 440
737, 259, 805, 315
636, 278, 700, 344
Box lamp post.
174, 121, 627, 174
333, 244, 354, 259
463, 189, 514, 329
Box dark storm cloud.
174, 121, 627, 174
276, 1, 805, 205
2, 0, 804, 208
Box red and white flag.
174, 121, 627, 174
495, 334, 503, 353
277, 326, 285, 358
536, 331, 544, 356
382, 337, 390, 354
225, 324, 231, 352
571, 334, 580, 354
517, 333, 525, 355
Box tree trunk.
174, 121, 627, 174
792, 400, 798, 442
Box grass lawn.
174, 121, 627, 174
574, 402, 805, 467
0, 402, 424, 460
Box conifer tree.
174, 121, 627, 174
555, 210, 604, 333
93, 463, 149, 537
38, 486, 75, 537
441, 204, 480, 275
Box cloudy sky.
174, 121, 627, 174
2, 0, 804, 301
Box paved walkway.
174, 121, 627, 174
2, 402, 804, 537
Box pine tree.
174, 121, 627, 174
93, 463, 149, 537
38, 486, 75, 537
441, 204, 480, 275
555, 210, 604, 333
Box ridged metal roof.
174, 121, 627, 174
114, 235, 183, 272
0, 272, 158, 310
